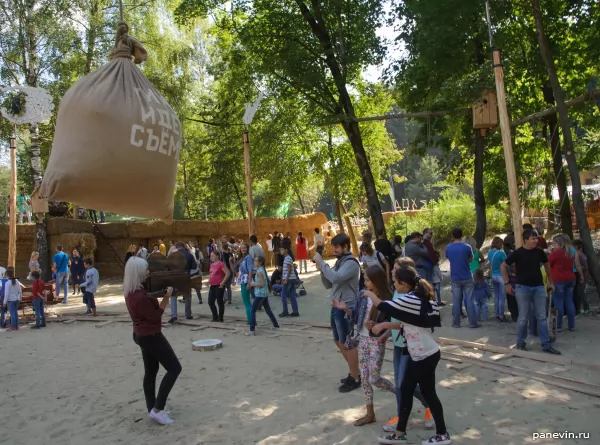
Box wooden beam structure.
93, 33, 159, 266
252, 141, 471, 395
321, 89, 599, 127
322, 108, 471, 125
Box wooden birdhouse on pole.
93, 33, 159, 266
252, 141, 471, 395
472, 89, 498, 135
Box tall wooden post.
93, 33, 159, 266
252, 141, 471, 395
8, 129, 17, 269
242, 130, 256, 237
492, 50, 523, 247
485, 1, 522, 247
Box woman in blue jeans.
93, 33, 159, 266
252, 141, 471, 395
488, 237, 509, 321
548, 235, 582, 331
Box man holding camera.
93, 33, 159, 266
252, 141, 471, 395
313, 233, 361, 393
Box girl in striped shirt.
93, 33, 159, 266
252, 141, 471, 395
366, 266, 451, 445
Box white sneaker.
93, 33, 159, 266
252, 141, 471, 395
148, 409, 174, 425
149, 405, 171, 415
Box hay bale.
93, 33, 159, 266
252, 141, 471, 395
94, 261, 124, 279
95, 238, 132, 263
48, 233, 97, 258
17, 224, 36, 240
47, 217, 93, 235
173, 221, 218, 237
127, 221, 174, 239
94, 222, 128, 239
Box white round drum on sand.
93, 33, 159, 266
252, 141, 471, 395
192, 339, 223, 351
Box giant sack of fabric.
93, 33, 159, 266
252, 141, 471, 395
40, 23, 181, 223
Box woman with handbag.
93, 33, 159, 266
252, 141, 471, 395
332, 265, 395, 426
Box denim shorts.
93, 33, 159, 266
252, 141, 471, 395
330, 307, 351, 343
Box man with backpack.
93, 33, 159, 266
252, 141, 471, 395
314, 233, 361, 393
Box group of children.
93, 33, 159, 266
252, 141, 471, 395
0, 252, 100, 331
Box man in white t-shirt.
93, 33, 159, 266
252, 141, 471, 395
314, 227, 325, 255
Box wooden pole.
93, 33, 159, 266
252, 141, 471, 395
242, 130, 256, 237
8, 128, 17, 269
492, 49, 523, 247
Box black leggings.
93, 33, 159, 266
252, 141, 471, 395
397, 351, 447, 435
208, 285, 225, 320
133, 332, 182, 412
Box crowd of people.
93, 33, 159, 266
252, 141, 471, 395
123, 227, 341, 331
4, 216, 593, 443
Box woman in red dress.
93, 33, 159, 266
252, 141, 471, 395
296, 231, 308, 274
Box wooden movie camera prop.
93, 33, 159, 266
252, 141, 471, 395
145, 251, 203, 297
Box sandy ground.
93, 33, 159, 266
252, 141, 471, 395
2, 262, 600, 445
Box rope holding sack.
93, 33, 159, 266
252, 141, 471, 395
108, 22, 148, 64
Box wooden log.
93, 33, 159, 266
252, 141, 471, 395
94, 320, 114, 328
443, 351, 600, 398
242, 130, 256, 237
437, 337, 600, 370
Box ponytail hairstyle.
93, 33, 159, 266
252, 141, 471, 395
297, 231, 305, 244
6, 268, 16, 285
394, 266, 440, 329
394, 266, 434, 302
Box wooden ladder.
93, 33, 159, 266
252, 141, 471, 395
92, 224, 124, 269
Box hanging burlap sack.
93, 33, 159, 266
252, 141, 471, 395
40, 23, 180, 223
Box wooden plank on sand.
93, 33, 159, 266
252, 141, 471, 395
94, 320, 114, 328
443, 351, 600, 398
437, 337, 600, 370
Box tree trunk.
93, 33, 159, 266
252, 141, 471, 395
24, 1, 50, 279
334, 199, 344, 233
295, 0, 385, 237
232, 181, 246, 219
339, 204, 359, 256
543, 84, 572, 237
295, 189, 306, 214
327, 127, 343, 230
532, 0, 600, 296
85, 0, 99, 75
341, 120, 385, 237
473, 130, 486, 248
181, 160, 192, 219
544, 148, 555, 231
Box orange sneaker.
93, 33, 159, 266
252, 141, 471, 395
424, 408, 435, 428
382, 417, 399, 433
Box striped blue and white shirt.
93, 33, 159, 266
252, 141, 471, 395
282, 255, 297, 281
377, 291, 441, 361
